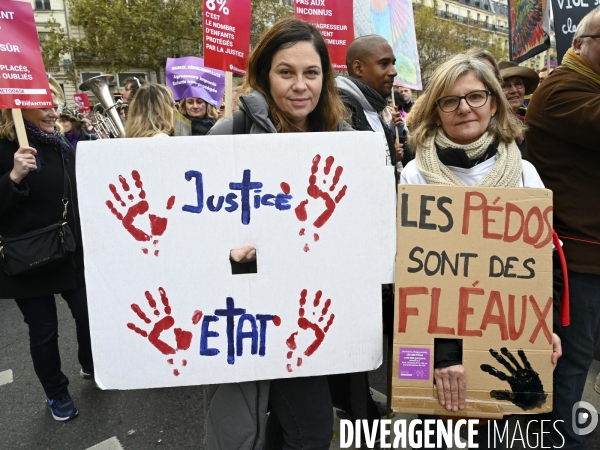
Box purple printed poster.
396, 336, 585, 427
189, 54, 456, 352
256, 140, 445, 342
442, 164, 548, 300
165, 57, 225, 107
399, 347, 430, 380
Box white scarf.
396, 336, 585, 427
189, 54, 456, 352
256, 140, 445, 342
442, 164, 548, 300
416, 129, 522, 187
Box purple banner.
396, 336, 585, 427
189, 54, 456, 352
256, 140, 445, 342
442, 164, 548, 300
165, 57, 225, 107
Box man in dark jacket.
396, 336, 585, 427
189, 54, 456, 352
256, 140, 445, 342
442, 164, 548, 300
398, 86, 414, 114
330, 35, 406, 439
526, 7, 600, 449
335, 35, 413, 170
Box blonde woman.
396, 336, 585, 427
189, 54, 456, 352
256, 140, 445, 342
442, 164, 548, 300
0, 87, 94, 421
177, 97, 218, 136
125, 83, 174, 138
401, 54, 563, 449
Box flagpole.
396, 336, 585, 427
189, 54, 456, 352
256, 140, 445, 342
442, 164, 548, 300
225, 72, 233, 119
390, 87, 400, 146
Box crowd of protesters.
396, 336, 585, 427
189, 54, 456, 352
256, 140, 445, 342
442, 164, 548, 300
1, 5, 599, 450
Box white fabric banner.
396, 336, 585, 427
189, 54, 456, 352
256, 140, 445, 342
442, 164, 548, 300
77, 131, 396, 389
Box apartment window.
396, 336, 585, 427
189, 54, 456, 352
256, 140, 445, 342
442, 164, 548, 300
81, 72, 102, 83
456, 7, 460, 15
445, 4, 449, 12
477, 13, 480, 22
35, 0, 51, 10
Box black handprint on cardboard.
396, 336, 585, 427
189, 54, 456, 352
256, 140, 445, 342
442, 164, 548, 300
480, 347, 547, 410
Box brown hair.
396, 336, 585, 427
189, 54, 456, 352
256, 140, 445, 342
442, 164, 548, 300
123, 76, 147, 102
242, 17, 347, 133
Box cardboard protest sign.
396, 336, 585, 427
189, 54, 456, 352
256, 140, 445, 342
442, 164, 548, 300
0, 1, 53, 109
76, 132, 396, 389
172, 110, 192, 136
295, 0, 354, 71
203, 0, 251, 75
393, 185, 554, 418
165, 57, 226, 108
551, 0, 596, 63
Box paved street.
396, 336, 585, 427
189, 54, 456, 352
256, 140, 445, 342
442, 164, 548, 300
2, 296, 600, 449
0, 297, 204, 450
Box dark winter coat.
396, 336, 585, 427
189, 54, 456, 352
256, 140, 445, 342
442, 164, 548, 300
527, 66, 600, 275
0, 137, 85, 299
335, 77, 414, 167
205, 91, 351, 450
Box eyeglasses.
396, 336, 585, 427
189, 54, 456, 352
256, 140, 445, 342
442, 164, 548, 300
579, 35, 600, 39
436, 90, 491, 113
501, 79, 525, 92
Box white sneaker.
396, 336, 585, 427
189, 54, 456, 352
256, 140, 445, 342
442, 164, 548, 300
595, 372, 600, 394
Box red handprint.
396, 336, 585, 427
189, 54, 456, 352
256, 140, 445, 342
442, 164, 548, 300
295, 155, 347, 252
127, 287, 203, 376
285, 289, 335, 372
106, 170, 176, 256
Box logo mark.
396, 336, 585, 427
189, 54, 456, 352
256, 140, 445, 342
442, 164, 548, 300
572, 401, 598, 435
14, 99, 21, 106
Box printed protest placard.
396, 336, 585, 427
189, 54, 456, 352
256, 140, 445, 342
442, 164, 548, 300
203, 0, 251, 75
173, 110, 192, 136
295, 0, 354, 70
0, 1, 53, 109
76, 132, 396, 389
165, 57, 226, 108
74, 93, 90, 113
551, 0, 596, 63
393, 185, 554, 417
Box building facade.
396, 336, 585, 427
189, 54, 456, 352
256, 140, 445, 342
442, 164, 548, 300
29, 0, 152, 104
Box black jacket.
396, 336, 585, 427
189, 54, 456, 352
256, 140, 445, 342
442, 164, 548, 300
336, 84, 414, 168
0, 137, 85, 299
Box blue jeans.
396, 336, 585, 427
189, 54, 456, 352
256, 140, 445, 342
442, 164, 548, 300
15, 285, 94, 399
549, 271, 600, 449
264, 376, 333, 450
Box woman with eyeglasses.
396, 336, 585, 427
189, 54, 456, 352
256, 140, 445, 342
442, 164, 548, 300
498, 61, 539, 158
401, 54, 563, 449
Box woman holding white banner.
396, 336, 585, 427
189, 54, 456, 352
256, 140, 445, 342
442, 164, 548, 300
206, 18, 351, 450
401, 54, 564, 449
0, 88, 94, 421
177, 97, 217, 136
